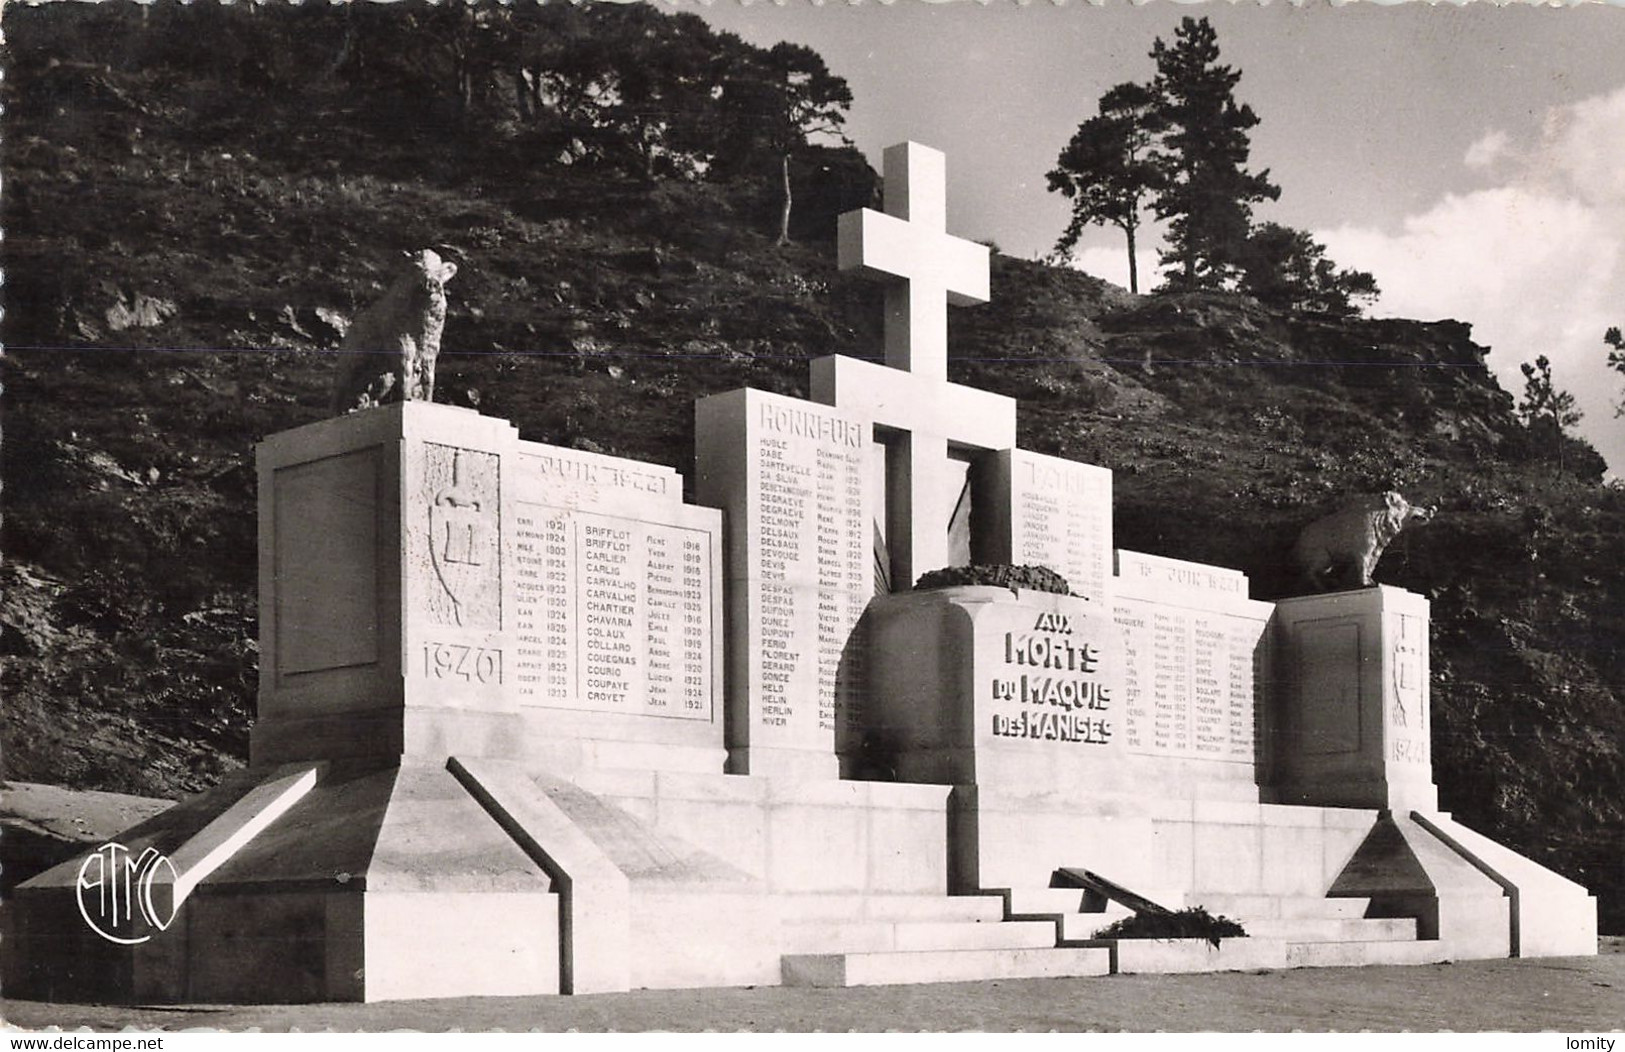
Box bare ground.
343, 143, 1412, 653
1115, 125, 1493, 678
5, 945, 1623, 1033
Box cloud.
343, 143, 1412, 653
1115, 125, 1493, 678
1540, 86, 1625, 210
1317, 85, 1625, 474
1464, 129, 1511, 171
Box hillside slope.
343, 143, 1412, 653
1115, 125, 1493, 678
2, 7, 1621, 931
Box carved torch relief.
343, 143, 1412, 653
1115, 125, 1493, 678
1389, 611, 1428, 764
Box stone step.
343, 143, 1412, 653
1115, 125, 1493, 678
1189, 894, 1372, 920
1244, 917, 1418, 942
1005, 888, 1090, 915
782, 946, 1112, 988
1059, 912, 1124, 942
1006, 887, 1187, 917
782, 918, 1059, 955
1286, 939, 1450, 968
778, 894, 1005, 924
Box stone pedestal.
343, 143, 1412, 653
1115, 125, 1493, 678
1271, 586, 1438, 810
255, 402, 727, 774
865, 586, 1121, 790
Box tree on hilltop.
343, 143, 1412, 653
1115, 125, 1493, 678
1239, 223, 1380, 317
1149, 16, 1279, 290
1518, 354, 1585, 472
1047, 82, 1163, 294
713, 39, 853, 244
1605, 326, 1625, 417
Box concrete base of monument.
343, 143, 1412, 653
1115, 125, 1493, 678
4, 761, 563, 1003
1411, 812, 1599, 957
7, 760, 1597, 1003
1083, 937, 1291, 975
953, 787, 1596, 968
5, 759, 785, 1003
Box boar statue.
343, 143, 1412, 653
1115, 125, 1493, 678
1291, 491, 1434, 593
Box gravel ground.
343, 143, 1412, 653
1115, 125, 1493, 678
5, 943, 1622, 1033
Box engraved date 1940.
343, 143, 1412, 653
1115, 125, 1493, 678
422, 642, 502, 685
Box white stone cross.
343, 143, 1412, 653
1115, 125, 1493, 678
814, 142, 1015, 591
838, 142, 991, 382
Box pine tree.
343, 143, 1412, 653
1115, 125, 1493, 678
715, 41, 852, 244
1149, 17, 1279, 290
1047, 82, 1162, 294
1606, 326, 1625, 418
1518, 354, 1584, 470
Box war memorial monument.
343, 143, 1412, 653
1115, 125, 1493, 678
7, 143, 1597, 1003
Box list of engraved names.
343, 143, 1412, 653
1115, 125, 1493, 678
1013, 457, 1111, 603
512, 503, 711, 719
751, 403, 869, 738
1114, 600, 1258, 761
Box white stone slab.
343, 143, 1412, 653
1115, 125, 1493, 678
695, 388, 874, 778
1115, 550, 1250, 599
513, 441, 682, 518
979, 450, 1113, 604
254, 405, 726, 771
1109, 563, 1272, 766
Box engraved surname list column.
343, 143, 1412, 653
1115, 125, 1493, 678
814, 447, 844, 731
1191, 618, 1227, 757
696, 387, 871, 777
1113, 603, 1151, 752
745, 398, 870, 770
581, 521, 641, 710
753, 433, 809, 733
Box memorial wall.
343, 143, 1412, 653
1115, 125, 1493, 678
979, 449, 1113, 604
1111, 551, 1271, 771
507, 441, 721, 723
696, 388, 874, 776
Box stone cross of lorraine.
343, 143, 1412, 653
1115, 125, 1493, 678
812, 142, 1017, 590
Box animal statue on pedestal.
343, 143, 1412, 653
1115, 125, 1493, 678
331, 248, 458, 415
1291, 491, 1435, 593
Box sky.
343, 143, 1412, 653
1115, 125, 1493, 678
691, 0, 1625, 474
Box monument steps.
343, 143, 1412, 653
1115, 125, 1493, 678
1004, 887, 1189, 916
1243, 916, 1419, 942
1189, 894, 1374, 920
780, 917, 1060, 955
1283, 938, 1452, 968
780, 945, 1113, 988
778, 893, 1006, 923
